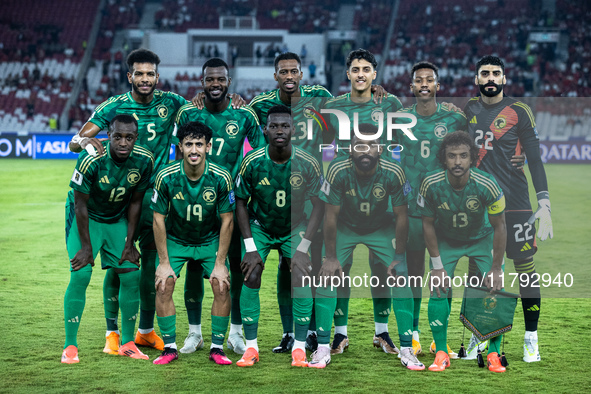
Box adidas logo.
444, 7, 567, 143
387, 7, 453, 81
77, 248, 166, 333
242, 317, 254, 322
334, 308, 345, 316
99, 175, 110, 184
129, 314, 137, 321
107, 296, 118, 302
521, 243, 532, 252
527, 305, 540, 312
67, 316, 80, 323
345, 189, 356, 196
174, 192, 185, 200
258, 177, 271, 186
470, 116, 477, 124
123, 350, 135, 356
437, 202, 450, 210
430, 320, 444, 327
378, 308, 391, 315
403, 330, 413, 336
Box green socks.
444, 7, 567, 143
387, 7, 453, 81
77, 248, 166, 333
184, 264, 204, 325
240, 284, 260, 340
211, 315, 230, 346
277, 268, 293, 333
156, 315, 176, 346
64, 266, 92, 348
428, 296, 450, 353
118, 270, 140, 344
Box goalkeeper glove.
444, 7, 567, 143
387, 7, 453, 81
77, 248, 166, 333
527, 191, 553, 241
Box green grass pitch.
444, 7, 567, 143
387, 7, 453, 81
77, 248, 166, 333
0, 159, 590, 393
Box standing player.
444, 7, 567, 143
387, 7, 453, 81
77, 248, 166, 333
151, 121, 234, 365
249, 52, 332, 352
322, 49, 404, 354
69, 49, 189, 352
309, 125, 423, 371
393, 61, 467, 356
234, 105, 324, 367
175, 58, 264, 355
418, 131, 507, 373
465, 55, 552, 362
62, 115, 154, 363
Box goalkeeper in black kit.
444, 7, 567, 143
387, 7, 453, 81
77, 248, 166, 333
464, 55, 553, 363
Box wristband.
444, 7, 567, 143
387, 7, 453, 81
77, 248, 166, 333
431, 255, 443, 270
244, 237, 257, 253
297, 238, 312, 253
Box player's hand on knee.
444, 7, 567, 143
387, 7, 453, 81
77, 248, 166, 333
155, 263, 177, 293
191, 92, 206, 109
387, 253, 405, 280
318, 257, 342, 284
209, 265, 230, 294
484, 268, 504, 292
241, 252, 264, 282
510, 154, 526, 168
429, 268, 449, 298
292, 251, 312, 277
70, 247, 94, 271
228, 93, 246, 108
120, 244, 141, 267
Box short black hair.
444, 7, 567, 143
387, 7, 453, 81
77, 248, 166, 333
109, 114, 138, 133
411, 61, 439, 81
126, 49, 161, 72
202, 58, 229, 75
352, 123, 380, 144
437, 131, 478, 168
274, 52, 301, 70
475, 55, 505, 75
177, 121, 212, 144
346, 48, 377, 70
267, 104, 291, 121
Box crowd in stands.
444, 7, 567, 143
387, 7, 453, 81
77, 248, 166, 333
1, 0, 589, 132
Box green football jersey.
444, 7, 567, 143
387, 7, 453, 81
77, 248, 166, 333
323, 93, 403, 158
175, 101, 265, 178
394, 103, 467, 217
88, 90, 188, 179
250, 85, 333, 164
418, 167, 505, 243
151, 160, 235, 246
235, 146, 322, 236
320, 156, 408, 235
69, 141, 154, 223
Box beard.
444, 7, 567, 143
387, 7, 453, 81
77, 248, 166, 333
204, 86, 228, 103
132, 82, 155, 97
479, 82, 503, 97
353, 154, 378, 172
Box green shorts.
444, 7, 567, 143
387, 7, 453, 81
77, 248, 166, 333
435, 232, 496, 277
157, 237, 227, 277
135, 189, 155, 249
335, 222, 408, 277
65, 196, 136, 271
245, 221, 307, 263
407, 216, 426, 252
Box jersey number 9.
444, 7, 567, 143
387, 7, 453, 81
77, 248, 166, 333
186, 204, 203, 221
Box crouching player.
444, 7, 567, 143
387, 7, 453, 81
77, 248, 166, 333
234, 105, 324, 367
309, 125, 423, 370
62, 115, 154, 363
151, 121, 234, 365
418, 131, 507, 373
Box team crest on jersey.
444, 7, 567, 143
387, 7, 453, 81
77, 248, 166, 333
290, 173, 304, 188
492, 115, 507, 131
466, 196, 480, 211
203, 187, 217, 204
127, 169, 141, 185
371, 108, 383, 123
157, 105, 168, 119
434, 123, 448, 138
303, 107, 315, 119
226, 121, 239, 137
372, 184, 386, 200
71, 169, 83, 185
